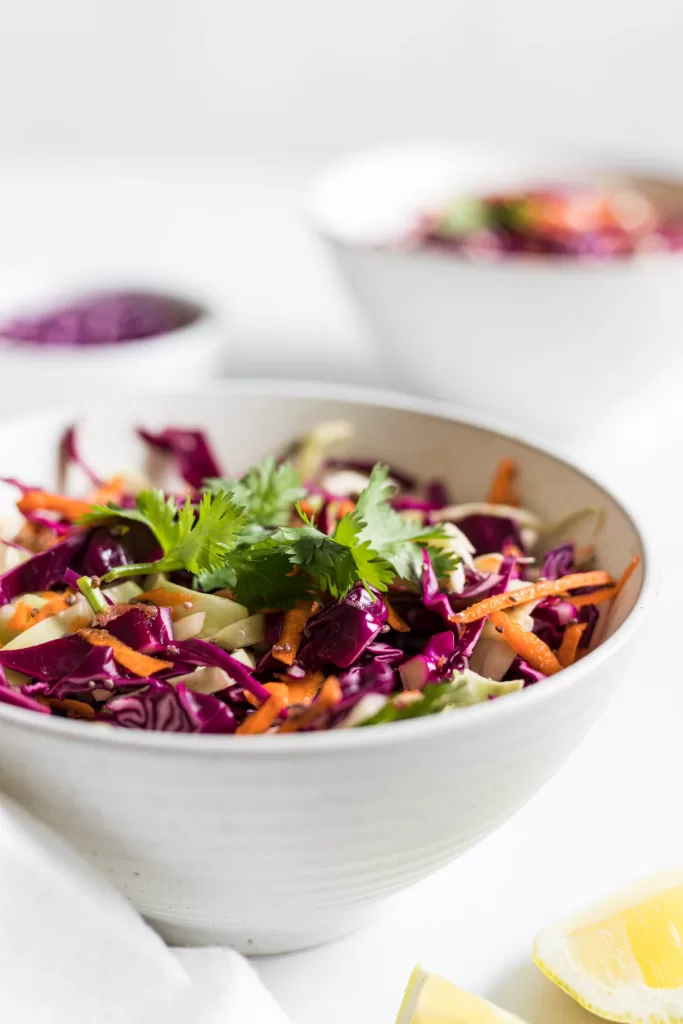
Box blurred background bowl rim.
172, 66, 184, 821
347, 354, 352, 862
0, 378, 656, 752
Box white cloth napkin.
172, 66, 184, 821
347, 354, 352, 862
0, 794, 294, 1024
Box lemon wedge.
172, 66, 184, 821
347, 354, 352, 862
534, 871, 683, 1022
396, 966, 528, 1023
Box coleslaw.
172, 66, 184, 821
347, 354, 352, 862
0, 426, 638, 735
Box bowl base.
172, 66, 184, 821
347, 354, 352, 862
146, 902, 383, 955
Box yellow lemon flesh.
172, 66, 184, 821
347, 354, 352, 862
396, 966, 529, 1024
534, 871, 683, 1022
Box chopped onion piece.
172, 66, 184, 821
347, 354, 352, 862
172, 612, 206, 641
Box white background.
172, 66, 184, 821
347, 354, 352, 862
1, 2, 682, 1021
3, 0, 683, 168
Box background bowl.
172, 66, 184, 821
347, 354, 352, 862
308, 143, 683, 442
0, 382, 650, 953
0, 270, 227, 419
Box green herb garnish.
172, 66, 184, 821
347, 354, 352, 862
81, 489, 247, 583
79, 461, 457, 608
206, 458, 306, 528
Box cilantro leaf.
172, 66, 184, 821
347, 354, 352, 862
355, 464, 458, 584
80, 488, 247, 583
279, 506, 393, 599
198, 540, 312, 611
207, 458, 306, 527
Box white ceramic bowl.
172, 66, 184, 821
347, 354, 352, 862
0, 382, 651, 954
0, 271, 227, 419
308, 143, 683, 442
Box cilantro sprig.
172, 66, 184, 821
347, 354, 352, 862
197, 505, 394, 607
206, 458, 305, 528
80, 489, 247, 583
355, 464, 456, 583
78, 459, 458, 610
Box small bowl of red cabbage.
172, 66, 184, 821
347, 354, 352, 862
0, 278, 225, 418
0, 290, 203, 348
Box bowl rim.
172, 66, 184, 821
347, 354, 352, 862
306, 140, 683, 273
0, 379, 656, 754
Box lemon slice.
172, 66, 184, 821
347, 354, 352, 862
534, 871, 683, 1022
396, 966, 528, 1023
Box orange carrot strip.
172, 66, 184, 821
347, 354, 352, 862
568, 587, 615, 609
272, 600, 314, 666
502, 542, 524, 559
275, 670, 324, 706
384, 596, 410, 632
135, 588, 192, 608
79, 628, 173, 677
88, 475, 127, 505
566, 555, 640, 610
613, 554, 640, 598
17, 490, 92, 522
246, 672, 325, 709
8, 601, 35, 633
46, 697, 97, 720
237, 685, 289, 735
298, 499, 316, 518
487, 458, 520, 506
489, 611, 562, 676
557, 622, 587, 668
29, 594, 71, 627
450, 570, 613, 624
278, 676, 342, 733
334, 499, 356, 519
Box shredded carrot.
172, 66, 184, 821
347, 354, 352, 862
79, 628, 173, 677
333, 499, 356, 519
502, 542, 524, 559
277, 676, 342, 733
612, 554, 640, 598
237, 684, 289, 735
246, 672, 325, 710
46, 697, 97, 720
298, 499, 316, 518
557, 622, 587, 668
28, 594, 71, 628
7, 601, 35, 633
88, 475, 127, 505
487, 458, 520, 506
273, 670, 324, 706
272, 600, 314, 666
565, 555, 640, 610
489, 611, 562, 676
450, 570, 613, 624
568, 587, 614, 609
475, 553, 504, 574
384, 596, 410, 632
17, 490, 92, 522
135, 588, 191, 608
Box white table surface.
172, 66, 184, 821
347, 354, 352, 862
0, 158, 680, 1023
